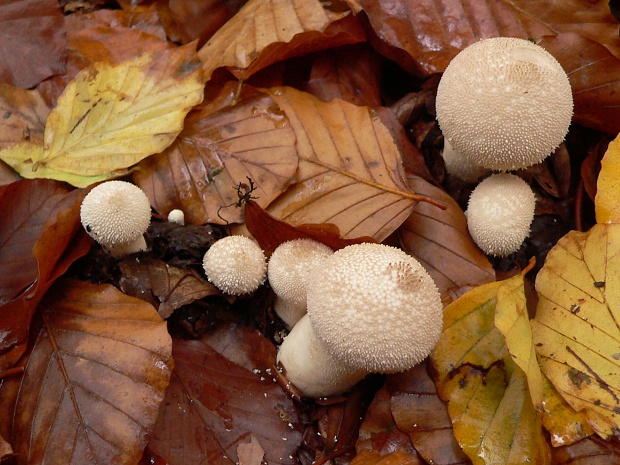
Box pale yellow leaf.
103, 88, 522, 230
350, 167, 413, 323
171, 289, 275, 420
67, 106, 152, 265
266, 87, 423, 241
595, 133, 620, 224
532, 223, 620, 439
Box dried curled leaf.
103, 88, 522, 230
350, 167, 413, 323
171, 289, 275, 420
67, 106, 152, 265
532, 224, 620, 439
266, 87, 431, 241
12, 279, 173, 464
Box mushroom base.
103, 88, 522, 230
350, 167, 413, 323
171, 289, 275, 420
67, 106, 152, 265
104, 235, 147, 258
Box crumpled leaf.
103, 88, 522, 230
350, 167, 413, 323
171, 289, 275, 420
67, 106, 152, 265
134, 83, 298, 225
0, 84, 49, 145
0, 0, 67, 88
431, 274, 550, 465
266, 87, 440, 241
532, 223, 620, 439
148, 324, 301, 465
594, 133, 620, 224
397, 175, 494, 305
12, 279, 173, 465
0, 44, 205, 187
350, 448, 425, 465
197, 0, 361, 80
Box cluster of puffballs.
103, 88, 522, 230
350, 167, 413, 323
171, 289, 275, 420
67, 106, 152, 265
78, 183, 444, 399
436, 37, 573, 257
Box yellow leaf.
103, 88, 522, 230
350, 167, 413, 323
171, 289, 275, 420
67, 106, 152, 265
532, 223, 620, 438
595, 133, 620, 224
266, 87, 431, 241
495, 273, 543, 407
0, 142, 123, 188
1, 45, 204, 186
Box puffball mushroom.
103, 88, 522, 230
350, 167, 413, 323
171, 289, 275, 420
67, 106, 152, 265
167, 209, 185, 225
80, 180, 151, 257
436, 37, 573, 171
466, 173, 536, 257
442, 139, 489, 183
267, 238, 334, 329
277, 243, 443, 398
202, 235, 267, 295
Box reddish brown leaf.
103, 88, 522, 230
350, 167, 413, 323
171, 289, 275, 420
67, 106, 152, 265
134, 83, 298, 225
351, 448, 426, 465
149, 325, 301, 465
12, 279, 173, 465
397, 176, 495, 305
0, 84, 49, 146
0, 161, 19, 186
0, 0, 67, 88
551, 435, 620, 465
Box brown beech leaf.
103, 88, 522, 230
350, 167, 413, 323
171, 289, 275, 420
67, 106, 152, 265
12, 279, 173, 465
0, 434, 11, 460
0, 84, 49, 146
351, 449, 426, 465
344, 0, 553, 76
118, 257, 219, 319
148, 326, 301, 465
389, 363, 471, 465
551, 435, 620, 465
266, 87, 442, 241
244, 200, 376, 255
397, 176, 495, 304
539, 32, 620, 135
0, 0, 67, 88
198, 0, 363, 80
134, 83, 298, 225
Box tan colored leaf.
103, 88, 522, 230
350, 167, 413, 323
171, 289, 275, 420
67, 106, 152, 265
552, 435, 620, 465
237, 435, 265, 465
0, 434, 12, 461
0, 84, 49, 145
266, 87, 431, 241
134, 84, 298, 225
198, 0, 349, 79
595, 132, 620, 224
398, 175, 494, 304
351, 449, 426, 465
1, 45, 205, 185
532, 224, 620, 438
12, 279, 173, 464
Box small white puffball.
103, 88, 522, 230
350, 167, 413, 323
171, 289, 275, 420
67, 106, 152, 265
80, 180, 151, 257
202, 235, 267, 295
167, 209, 185, 225
276, 315, 366, 398
442, 139, 489, 182
467, 173, 536, 256
436, 37, 573, 171
268, 239, 334, 329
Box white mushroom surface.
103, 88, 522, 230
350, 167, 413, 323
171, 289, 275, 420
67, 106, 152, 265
436, 37, 573, 171
442, 139, 490, 183
202, 235, 267, 295
80, 180, 151, 257
467, 173, 536, 257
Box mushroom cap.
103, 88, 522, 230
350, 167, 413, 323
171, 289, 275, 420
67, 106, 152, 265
442, 139, 490, 183
467, 173, 536, 256
167, 209, 185, 225
80, 180, 151, 247
436, 37, 573, 171
306, 243, 443, 373
268, 238, 334, 307
202, 235, 267, 295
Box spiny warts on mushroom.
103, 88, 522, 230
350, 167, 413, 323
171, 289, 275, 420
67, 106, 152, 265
202, 235, 267, 295
436, 37, 573, 171
80, 180, 151, 257
277, 243, 443, 398
442, 139, 490, 183
466, 173, 536, 257
267, 238, 334, 329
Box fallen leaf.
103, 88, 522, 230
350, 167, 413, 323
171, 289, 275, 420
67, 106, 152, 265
1, 44, 205, 186
165, 0, 240, 47
266, 87, 436, 241
532, 224, 620, 438
0, 434, 12, 461
0, 0, 67, 88
594, 133, 620, 224
551, 435, 620, 465
350, 448, 426, 465
397, 175, 495, 304
198, 0, 361, 80
134, 83, 298, 225
0, 84, 49, 145
12, 279, 173, 464
148, 328, 301, 465
237, 435, 265, 465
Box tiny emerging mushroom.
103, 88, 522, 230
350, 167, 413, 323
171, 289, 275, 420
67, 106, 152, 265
277, 243, 443, 398
167, 209, 185, 225
202, 235, 267, 295
267, 238, 334, 329
436, 37, 573, 171
80, 180, 151, 257
466, 173, 536, 257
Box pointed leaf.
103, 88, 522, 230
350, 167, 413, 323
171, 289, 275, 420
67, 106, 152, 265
266, 87, 432, 241
134, 84, 298, 225
12, 279, 173, 464
595, 133, 620, 224
532, 224, 620, 438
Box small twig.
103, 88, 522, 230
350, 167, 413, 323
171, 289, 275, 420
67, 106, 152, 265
0, 366, 25, 380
